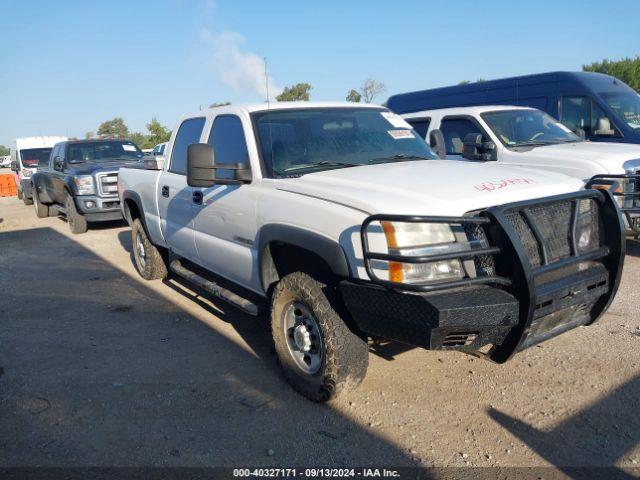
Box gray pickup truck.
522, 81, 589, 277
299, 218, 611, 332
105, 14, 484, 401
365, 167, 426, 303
31, 139, 143, 233
118, 101, 625, 402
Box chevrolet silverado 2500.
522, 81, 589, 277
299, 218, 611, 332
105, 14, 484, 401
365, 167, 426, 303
118, 102, 625, 402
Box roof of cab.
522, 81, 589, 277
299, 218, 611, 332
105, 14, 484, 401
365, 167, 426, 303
181, 101, 385, 120
402, 105, 537, 118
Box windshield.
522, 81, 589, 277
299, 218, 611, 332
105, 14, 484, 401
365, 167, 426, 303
20, 148, 52, 168
252, 108, 437, 176
600, 91, 640, 129
482, 109, 581, 147
68, 140, 143, 163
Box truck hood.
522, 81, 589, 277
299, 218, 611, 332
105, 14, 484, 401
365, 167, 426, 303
67, 159, 141, 175
516, 142, 640, 174
274, 160, 584, 216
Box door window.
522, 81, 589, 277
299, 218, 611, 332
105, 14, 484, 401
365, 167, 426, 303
440, 118, 483, 155
207, 115, 249, 180
169, 117, 206, 174
561, 96, 620, 137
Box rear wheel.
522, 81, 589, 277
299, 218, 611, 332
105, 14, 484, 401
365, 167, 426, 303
22, 192, 33, 205
65, 194, 87, 234
32, 189, 49, 218
271, 271, 369, 402
132, 218, 168, 280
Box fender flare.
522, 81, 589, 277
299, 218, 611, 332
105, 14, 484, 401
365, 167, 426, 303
31, 173, 53, 203
257, 224, 351, 292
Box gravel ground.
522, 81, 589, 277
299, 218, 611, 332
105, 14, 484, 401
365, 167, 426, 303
0, 196, 638, 474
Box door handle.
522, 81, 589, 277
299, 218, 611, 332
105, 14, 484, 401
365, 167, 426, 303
192, 191, 203, 205
161, 185, 169, 197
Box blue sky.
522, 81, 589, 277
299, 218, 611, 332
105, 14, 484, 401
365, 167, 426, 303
1, 0, 639, 146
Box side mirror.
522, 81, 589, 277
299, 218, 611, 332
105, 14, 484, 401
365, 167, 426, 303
54, 156, 63, 171
574, 128, 586, 140
462, 133, 496, 161
10, 161, 19, 172
186, 143, 251, 188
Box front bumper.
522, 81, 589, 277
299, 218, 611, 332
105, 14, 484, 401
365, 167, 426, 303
75, 195, 123, 222
344, 189, 624, 363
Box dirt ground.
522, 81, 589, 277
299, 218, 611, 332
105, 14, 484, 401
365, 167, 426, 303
1, 196, 639, 475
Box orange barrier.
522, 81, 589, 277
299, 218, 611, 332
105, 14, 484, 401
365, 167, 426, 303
0, 173, 17, 197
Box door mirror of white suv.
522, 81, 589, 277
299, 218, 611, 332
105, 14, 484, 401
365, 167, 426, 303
187, 143, 251, 187
462, 133, 496, 161
10, 161, 19, 172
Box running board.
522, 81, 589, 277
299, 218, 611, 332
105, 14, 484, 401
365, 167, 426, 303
169, 259, 259, 316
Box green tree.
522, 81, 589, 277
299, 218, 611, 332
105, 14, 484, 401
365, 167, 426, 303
129, 132, 151, 149
209, 102, 231, 108
0, 145, 9, 156
346, 89, 361, 102
276, 83, 312, 101
583, 56, 640, 92
85, 131, 94, 139
97, 117, 129, 138
458, 80, 471, 85
146, 117, 171, 146
360, 78, 386, 103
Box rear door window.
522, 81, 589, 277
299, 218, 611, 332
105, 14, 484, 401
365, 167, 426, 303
440, 118, 482, 155
169, 117, 206, 175
406, 118, 431, 139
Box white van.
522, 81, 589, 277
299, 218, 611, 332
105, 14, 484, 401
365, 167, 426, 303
11, 136, 67, 204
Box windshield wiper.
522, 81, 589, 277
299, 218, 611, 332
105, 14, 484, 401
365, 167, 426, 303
368, 154, 433, 164
513, 141, 554, 147
282, 161, 360, 172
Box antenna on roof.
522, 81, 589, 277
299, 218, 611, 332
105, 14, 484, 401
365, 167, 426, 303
264, 57, 270, 106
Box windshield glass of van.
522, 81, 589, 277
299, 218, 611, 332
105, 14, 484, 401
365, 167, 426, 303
20, 148, 52, 168
482, 109, 581, 147
68, 141, 143, 163
252, 108, 438, 176
600, 91, 640, 129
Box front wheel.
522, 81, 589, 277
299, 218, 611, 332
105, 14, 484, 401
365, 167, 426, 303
271, 272, 369, 402
65, 194, 88, 234
33, 189, 49, 218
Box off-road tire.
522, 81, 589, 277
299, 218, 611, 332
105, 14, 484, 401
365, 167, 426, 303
65, 194, 88, 234
271, 271, 369, 402
17, 188, 23, 200
132, 218, 168, 280
22, 191, 33, 205
33, 189, 49, 218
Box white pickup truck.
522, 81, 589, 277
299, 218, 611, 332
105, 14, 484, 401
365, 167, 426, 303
402, 106, 640, 234
118, 102, 624, 401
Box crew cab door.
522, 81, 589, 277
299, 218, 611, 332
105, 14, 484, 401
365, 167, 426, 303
192, 114, 258, 290
50, 145, 68, 204
157, 117, 206, 261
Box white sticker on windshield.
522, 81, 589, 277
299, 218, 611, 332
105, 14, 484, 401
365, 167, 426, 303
381, 111, 413, 129
556, 123, 573, 133
388, 129, 414, 139
122, 144, 137, 151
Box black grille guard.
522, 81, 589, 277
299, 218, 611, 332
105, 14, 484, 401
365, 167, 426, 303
586, 173, 640, 237
361, 188, 625, 362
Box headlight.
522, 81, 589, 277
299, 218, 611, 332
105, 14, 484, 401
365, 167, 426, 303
575, 199, 599, 252
73, 175, 95, 195
381, 221, 465, 284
